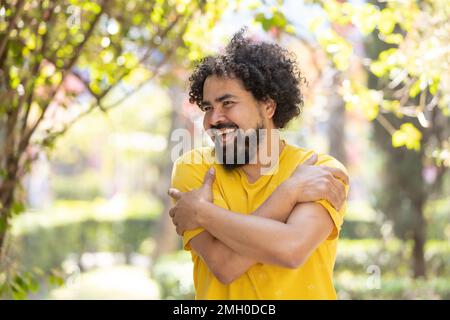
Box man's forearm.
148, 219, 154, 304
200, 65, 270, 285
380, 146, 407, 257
196, 201, 296, 266
190, 182, 298, 282
252, 180, 297, 221
190, 231, 256, 284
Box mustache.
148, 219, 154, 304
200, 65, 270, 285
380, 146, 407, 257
210, 123, 238, 130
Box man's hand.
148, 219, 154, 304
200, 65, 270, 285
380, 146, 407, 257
285, 154, 349, 210
168, 167, 215, 235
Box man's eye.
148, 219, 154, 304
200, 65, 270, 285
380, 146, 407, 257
223, 101, 235, 106
202, 106, 212, 112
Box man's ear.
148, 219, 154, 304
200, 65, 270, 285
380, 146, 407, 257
263, 98, 276, 119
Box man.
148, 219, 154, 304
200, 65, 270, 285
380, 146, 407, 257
168, 30, 349, 299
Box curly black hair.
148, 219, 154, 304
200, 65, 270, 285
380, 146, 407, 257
188, 28, 305, 129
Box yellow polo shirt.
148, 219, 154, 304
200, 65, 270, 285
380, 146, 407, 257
171, 143, 348, 299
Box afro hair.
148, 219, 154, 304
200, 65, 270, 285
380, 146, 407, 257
188, 28, 306, 129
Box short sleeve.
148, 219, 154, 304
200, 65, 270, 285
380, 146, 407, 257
182, 228, 205, 251
314, 154, 349, 240
171, 149, 212, 251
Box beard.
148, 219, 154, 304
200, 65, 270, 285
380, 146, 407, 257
213, 121, 266, 171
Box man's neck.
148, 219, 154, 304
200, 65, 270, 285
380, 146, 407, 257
240, 135, 285, 184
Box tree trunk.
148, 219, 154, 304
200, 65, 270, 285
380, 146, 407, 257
412, 185, 426, 278
151, 197, 180, 265
0, 214, 8, 264
0, 182, 15, 265
412, 225, 426, 278
327, 88, 347, 166
150, 86, 188, 270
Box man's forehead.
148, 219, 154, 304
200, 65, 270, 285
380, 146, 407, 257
203, 75, 244, 99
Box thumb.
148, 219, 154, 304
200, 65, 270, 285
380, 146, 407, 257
168, 188, 182, 200
303, 152, 318, 166
202, 167, 216, 188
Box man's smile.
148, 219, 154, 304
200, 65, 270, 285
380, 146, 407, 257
211, 126, 239, 144
216, 128, 238, 143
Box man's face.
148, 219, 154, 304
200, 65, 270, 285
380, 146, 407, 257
201, 75, 267, 170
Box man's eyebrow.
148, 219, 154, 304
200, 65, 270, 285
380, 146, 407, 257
216, 94, 237, 102
201, 93, 237, 106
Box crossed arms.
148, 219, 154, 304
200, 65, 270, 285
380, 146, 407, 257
168, 154, 349, 284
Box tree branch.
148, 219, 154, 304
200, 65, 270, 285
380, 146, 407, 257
17, 1, 108, 155
64, 3, 106, 72
20, 1, 56, 134
0, 0, 25, 62
376, 113, 396, 135
17, 0, 193, 155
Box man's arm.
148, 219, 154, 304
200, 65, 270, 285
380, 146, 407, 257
196, 200, 335, 268
188, 181, 300, 284
171, 154, 347, 282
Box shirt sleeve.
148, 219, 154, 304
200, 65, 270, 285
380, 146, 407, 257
171, 150, 210, 251
314, 154, 349, 240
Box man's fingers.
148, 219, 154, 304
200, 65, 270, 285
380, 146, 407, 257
202, 167, 216, 188
168, 188, 182, 200
323, 167, 349, 185
330, 177, 346, 210
328, 183, 340, 211
303, 153, 318, 166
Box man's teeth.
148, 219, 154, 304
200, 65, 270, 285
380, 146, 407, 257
219, 128, 236, 135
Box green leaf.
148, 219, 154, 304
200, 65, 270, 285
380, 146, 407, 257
370, 60, 387, 77
383, 33, 403, 44
38, 22, 47, 35
356, 3, 379, 35
357, 89, 382, 121
378, 8, 396, 35
429, 79, 439, 96
254, 12, 270, 31
11, 201, 26, 216
409, 80, 421, 98
48, 269, 65, 287
392, 123, 422, 151
382, 100, 403, 118
27, 277, 40, 293
0, 217, 7, 233
271, 11, 287, 29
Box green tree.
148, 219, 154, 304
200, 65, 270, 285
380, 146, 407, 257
309, 0, 450, 277
0, 0, 227, 292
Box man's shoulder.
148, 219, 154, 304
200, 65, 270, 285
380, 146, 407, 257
171, 147, 215, 191
174, 146, 215, 166
316, 153, 348, 174
284, 143, 347, 174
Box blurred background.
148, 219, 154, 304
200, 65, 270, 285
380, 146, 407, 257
0, 0, 449, 299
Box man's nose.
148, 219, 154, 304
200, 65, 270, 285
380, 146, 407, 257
208, 107, 226, 127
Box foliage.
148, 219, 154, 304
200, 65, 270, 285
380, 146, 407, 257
0, 0, 229, 296
12, 197, 161, 234
286, 0, 450, 278
0, 267, 64, 300
301, 0, 450, 158
9, 199, 161, 272
152, 250, 194, 300
336, 239, 450, 278
336, 275, 450, 300
51, 170, 103, 200
0, 0, 228, 232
